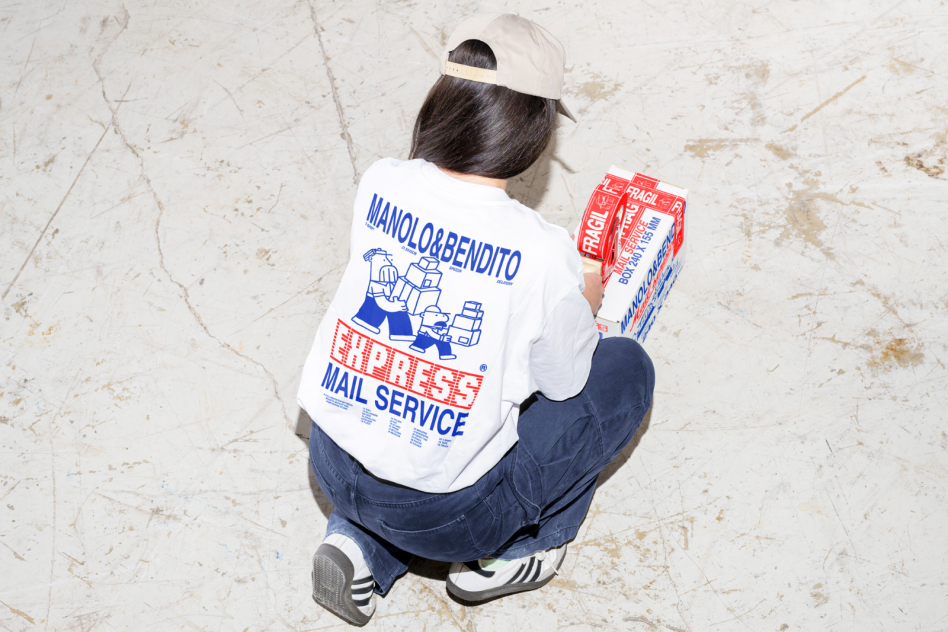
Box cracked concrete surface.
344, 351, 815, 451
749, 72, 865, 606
307, 0, 359, 187
2, 0, 947, 630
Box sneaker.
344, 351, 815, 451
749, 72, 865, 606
311, 534, 376, 626
446, 544, 567, 602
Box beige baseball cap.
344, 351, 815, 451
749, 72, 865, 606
439, 13, 576, 122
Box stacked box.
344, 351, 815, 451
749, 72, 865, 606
449, 302, 485, 347
461, 301, 483, 318
394, 257, 443, 315
575, 166, 688, 343
451, 314, 481, 331
400, 286, 440, 315
448, 326, 481, 347
404, 257, 442, 289
604, 209, 675, 339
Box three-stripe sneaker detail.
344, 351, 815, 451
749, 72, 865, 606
350, 575, 375, 610
446, 544, 567, 602
311, 534, 377, 626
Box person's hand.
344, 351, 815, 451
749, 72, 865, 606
582, 272, 604, 316
571, 233, 603, 315
380, 296, 408, 312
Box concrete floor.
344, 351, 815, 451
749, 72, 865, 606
2, 0, 947, 630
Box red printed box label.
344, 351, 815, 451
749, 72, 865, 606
625, 180, 685, 256
599, 174, 631, 196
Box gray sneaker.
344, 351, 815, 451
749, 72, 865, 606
446, 544, 567, 602
311, 534, 376, 626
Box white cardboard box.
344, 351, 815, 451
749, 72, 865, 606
575, 166, 689, 342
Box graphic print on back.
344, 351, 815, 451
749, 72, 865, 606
315, 182, 529, 461
351, 250, 486, 362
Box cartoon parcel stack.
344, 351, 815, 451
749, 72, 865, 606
393, 256, 443, 315
448, 301, 484, 347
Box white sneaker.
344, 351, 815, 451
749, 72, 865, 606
312, 534, 376, 626
446, 544, 567, 602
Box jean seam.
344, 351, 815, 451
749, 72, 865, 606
314, 430, 348, 494
352, 496, 466, 509
586, 391, 651, 456
376, 513, 468, 537
310, 453, 335, 498
471, 485, 505, 557
510, 449, 541, 519
497, 524, 583, 560
351, 466, 363, 524
377, 514, 490, 561
587, 402, 649, 470
470, 513, 494, 559
582, 345, 654, 430
580, 388, 600, 429
480, 487, 498, 523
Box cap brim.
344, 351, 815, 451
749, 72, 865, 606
556, 99, 577, 123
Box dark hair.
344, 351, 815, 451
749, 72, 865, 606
409, 40, 556, 179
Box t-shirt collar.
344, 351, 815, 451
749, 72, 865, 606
416, 159, 513, 203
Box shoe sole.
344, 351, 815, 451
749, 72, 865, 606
446, 545, 567, 603
312, 544, 371, 627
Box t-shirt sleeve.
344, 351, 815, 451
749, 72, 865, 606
530, 289, 599, 401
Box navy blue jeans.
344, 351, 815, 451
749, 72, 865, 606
308, 336, 655, 594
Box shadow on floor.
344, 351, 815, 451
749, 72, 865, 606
597, 401, 653, 488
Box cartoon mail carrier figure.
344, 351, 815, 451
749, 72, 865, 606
409, 306, 457, 360
352, 249, 414, 341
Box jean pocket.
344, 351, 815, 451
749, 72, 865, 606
378, 513, 484, 562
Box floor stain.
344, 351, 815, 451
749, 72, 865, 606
866, 285, 908, 324
572, 72, 621, 102
904, 152, 945, 179
743, 60, 770, 84
748, 94, 766, 126
780, 179, 840, 254
905, 131, 948, 179
0, 599, 35, 624
868, 337, 924, 371
739, 61, 769, 126
685, 138, 757, 158
888, 56, 915, 75
766, 142, 794, 160
785, 75, 866, 132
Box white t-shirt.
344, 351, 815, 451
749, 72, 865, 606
297, 158, 598, 493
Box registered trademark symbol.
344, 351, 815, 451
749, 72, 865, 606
479, 364, 487, 372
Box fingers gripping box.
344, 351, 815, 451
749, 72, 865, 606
575, 166, 689, 342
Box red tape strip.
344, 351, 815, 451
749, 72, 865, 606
576, 174, 631, 281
